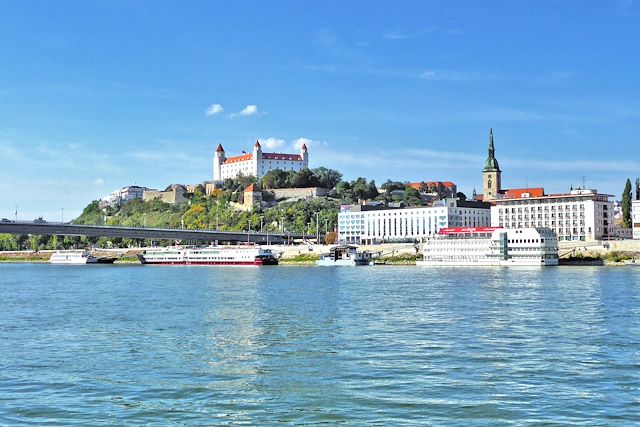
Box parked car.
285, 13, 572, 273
33, 217, 47, 224
1, 218, 11, 222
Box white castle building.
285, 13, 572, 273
213, 141, 308, 181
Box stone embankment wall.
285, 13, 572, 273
269, 187, 330, 201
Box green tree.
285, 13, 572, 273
312, 167, 342, 189
380, 180, 406, 192
622, 178, 632, 228
403, 187, 422, 206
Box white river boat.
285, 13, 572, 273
416, 227, 559, 267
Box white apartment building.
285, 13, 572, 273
633, 200, 640, 239
101, 185, 149, 207
213, 141, 309, 181
491, 188, 613, 241
338, 199, 491, 244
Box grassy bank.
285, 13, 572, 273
279, 253, 320, 265
375, 255, 419, 265
0, 253, 50, 263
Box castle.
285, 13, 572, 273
213, 141, 309, 181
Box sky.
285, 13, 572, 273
0, 0, 639, 220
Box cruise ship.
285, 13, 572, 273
138, 245, 280, 266
49, 251, 117, 264
416, 227, 559, 267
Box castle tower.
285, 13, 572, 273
300, 143, 308, 167
482, 128, 502, 201
253, 140, 262, 177
213, 144, 225, 181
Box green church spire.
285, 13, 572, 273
483, 128, 500, 172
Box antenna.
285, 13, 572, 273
581, 176, 587, 189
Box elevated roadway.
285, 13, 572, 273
0, 221, 306, 244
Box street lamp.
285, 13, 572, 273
61, 208, 64, 224
260, 215, 264, 233
316, 211, 320, 244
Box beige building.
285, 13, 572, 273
143, 185, 188, 205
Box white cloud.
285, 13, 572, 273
93, 178, 105, 186
233, 104, 261, 117
260, 137, 285, 149
205, 103, 224, 116
419, 69, 496, 82
291, 137, 325, 150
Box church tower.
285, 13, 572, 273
482, 128, 502, 201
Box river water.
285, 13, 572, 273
1, 264, 639, 425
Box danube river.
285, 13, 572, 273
1, 264, 639, 425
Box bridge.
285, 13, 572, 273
0, 221, 309, 244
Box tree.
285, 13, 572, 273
622, 178, 632, 228
403, 187, 422, 206
290, 168, 318, 188
380, 180, 406, 192
324, 231, 338, 245
312, 167, 342, 189
636, 177, 640, 201
262, 169, 290, 189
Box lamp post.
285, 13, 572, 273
247, 218, 251, 243
260, 215, 264, 233
61, 208, 64, 224
324, 219, 329, 243
316, 212, 320, 244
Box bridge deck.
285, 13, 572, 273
0, 222, 307, 243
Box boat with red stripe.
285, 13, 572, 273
138, 244, 280, 266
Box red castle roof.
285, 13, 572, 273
502, 188, 545, 199
224, 154, 252, 163
216, 144, 225, 152
406, 181, 457, 190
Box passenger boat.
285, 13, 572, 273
416, 227, 559, 267
138, 245, 280, 266
49, 251, 117, 264
315, 245, 375, 266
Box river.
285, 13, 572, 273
1, 264, 639, 425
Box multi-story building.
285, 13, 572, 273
633, 200, 640, 239
491, 188, 614, 241
338, 199, 491, 244
213, 141, 308, 181
101, 185, 149, 207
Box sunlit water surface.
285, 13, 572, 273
1, 264, 639, 425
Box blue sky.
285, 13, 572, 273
1, 0, 639, 220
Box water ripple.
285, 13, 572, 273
1, 264, 639, 425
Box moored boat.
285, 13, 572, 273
416, 227, 559, 267
315, 245, 374, 266
138, 245, 280, 266
49, 251, 111, 264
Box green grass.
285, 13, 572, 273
280, 253, 320, 264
